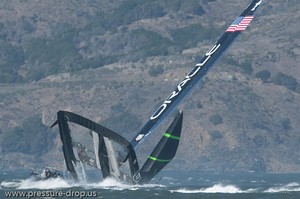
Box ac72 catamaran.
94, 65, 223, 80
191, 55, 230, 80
51, 0, 262, 184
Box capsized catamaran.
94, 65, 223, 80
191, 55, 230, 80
51, 0, 262, 184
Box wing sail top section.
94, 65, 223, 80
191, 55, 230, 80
131, 0, 262, 148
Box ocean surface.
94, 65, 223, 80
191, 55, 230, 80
1, 169, 300, 199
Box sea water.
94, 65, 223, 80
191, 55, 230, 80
1, 170, 300, 199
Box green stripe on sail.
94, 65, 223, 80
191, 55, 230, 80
163, 133, 180, 140
148, 156, 171, 163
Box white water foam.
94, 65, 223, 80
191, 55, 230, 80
1, 175, 165, 192
265, 182, 300, 193
1, 176, 72, 190
18, 178, 72, 190
86, 177, 166, 191
1, 180, 21, 189
86, 177, 139, 191
170, 183, 256, 194
71, 161, 87, 182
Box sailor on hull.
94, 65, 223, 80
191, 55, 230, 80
30, 168, 63, 181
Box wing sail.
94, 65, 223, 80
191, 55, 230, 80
131, 0, 262, 148
52, 0, 262, 185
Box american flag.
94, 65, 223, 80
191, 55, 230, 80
226, 16, 254, 32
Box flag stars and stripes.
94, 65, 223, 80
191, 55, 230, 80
226, 16, 254, 32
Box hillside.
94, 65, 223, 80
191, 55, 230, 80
0, 0, 300, 172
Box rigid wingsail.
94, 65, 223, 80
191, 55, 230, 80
51, 0, 262, 184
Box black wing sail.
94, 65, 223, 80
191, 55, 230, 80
137, 111, 183, 184
131, 0, 262, 148
52, 0, 262, 185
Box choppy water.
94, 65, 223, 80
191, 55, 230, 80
1, 170, 300, 198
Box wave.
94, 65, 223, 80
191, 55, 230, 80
1, 176, 165, 192
171, 182, 300, 194
19, 178, 72, 190
265, 182, 300, 193
1, 177, 71, 190
85, 177, 165, 191
85, 177, 139, 191
1, 181, 21, 189
170, 183, 257, 194
3, 174, 300, 194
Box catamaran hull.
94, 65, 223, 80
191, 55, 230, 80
52, 110, 182, 184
